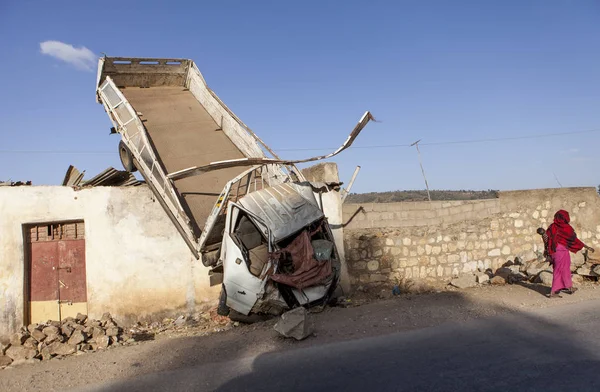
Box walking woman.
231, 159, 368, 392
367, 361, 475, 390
542, 210, 594, 298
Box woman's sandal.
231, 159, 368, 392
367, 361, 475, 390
548, 292, 563, 299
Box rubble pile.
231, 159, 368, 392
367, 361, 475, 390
451, 254, 600, 288
0, 313, 134, 368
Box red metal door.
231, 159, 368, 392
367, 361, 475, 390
29, 241, 60, 322
28, 222, 87, 323
58, 240, 87, 318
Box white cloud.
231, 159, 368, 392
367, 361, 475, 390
40, 40, 96, 71
560, 147, 579, 155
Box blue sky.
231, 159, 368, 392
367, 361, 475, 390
0, 0, 599, 193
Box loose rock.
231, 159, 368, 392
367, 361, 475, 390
30, 329, 46, 343
68, 330, 87, 346
274, 307, 313, 341
0, 355, 13, 367
491, 276, 506, 285
476, 273, 490, 284
6, 346, 37, 361
96, 335, 110, 349
537, 271, 554, 286
10, 332, 28, 346
42, 326, 59, 337
47, 342, 76, 356
450, 275, 477, 289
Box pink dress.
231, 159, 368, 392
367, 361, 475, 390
551, 243, 572, 293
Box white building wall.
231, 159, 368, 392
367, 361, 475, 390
0, 185, 219, 340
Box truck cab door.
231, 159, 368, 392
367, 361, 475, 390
222, 203, 272, 315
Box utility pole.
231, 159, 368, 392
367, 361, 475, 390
411, 139, 431, 202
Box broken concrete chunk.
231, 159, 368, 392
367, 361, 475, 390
30, 329, 46, 343
572, 274, 584, 285
0, 355, 13, 367
450, 275, 477, 289
47, 342, 76, 356
491, 276, 506, 285
23, 338, 37, 350
44, 333, 64, 345
68, 330, 87, 346
40, 346, 53, 361
10, 332, 28, 346
6, 346, 37, 361
101, 313, 112, 322
92, 327, 106, 338
96, 335, 110, 349
105, 327, 119, 337
27, 324, 40, 334
274, 307, 312, 341
42, 325, 60, 337
61, 324, 74, 338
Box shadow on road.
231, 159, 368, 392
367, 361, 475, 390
94, 291, 600, 392
515, 281, 550, 297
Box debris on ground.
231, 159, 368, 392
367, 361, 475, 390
0, 313, 130, 369
274, 307, 313, 341
447, 251, 600, 289
0, 306, 234, 370
450, 275, 477, 289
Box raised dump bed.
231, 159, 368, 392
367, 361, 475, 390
96, 58, 286, 257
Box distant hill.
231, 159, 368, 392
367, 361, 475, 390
345, 190, 499, 203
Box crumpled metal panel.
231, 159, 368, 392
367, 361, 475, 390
238, 182, 324, 243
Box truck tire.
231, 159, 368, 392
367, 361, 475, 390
118, 141, 138, 173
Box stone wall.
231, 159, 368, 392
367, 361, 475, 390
343, 188, 600, 286
0, 185, 219, 341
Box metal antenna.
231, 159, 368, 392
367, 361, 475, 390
411, 139, 431, 202
552, 172, 563, 188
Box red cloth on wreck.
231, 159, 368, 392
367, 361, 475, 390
270, 230, 332, 290
546, 210, 584, 255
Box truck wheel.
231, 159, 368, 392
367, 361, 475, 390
118, 141, 138, 172
217, 287, 230, 316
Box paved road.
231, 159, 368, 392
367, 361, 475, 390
82, 299, 600, 392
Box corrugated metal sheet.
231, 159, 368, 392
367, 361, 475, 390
238, 182, 324, 243
62, 165, 85, 186
82, 167, 142, 187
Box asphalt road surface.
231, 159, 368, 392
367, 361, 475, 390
82, 298, 600, 392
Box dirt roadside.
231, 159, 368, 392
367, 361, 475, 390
2, 282, 599, 392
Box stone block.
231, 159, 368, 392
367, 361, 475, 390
488, 249, 501, 257
274, 307, 312, 340
47, 342, 76, 356
476, 273, 489, 284
367, 260, 379, 271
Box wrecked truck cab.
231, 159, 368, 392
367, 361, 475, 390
218, 182, 340, 318
95, 56, 375, 321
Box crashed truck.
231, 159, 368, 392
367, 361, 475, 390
95, 57, 374, 321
